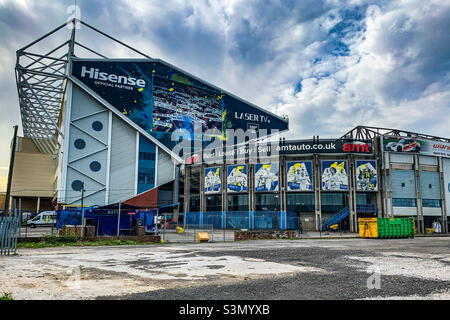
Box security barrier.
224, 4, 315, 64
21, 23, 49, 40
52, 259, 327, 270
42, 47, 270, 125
184, 211, 301, 230
0, 215, 20, 255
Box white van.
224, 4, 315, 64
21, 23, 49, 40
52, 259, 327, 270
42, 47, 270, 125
26, 211, 57, 228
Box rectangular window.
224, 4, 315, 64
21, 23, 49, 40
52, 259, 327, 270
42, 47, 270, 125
138, 170, 155, 185
392, 198, 417, 207
422, 199, 441, 208
206, 195, 222, 212
419, 156, 438, 166
190, 167, 201, 195
286, 193, 315, 213
137, 136, 156, 194
356, 193, 377, 213
321, 193, 348, 213
390, 153, 414, 163
255, 193, 280, 212
139, 152, 156, 161
227, 194, 249, 212
189, 195, 200, 212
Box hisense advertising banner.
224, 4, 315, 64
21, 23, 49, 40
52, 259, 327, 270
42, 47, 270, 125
355, 160, 378, 192
204, 167, 221, 194
321, 160, 349, 191
286, 161, 313, 191
383, 136, 450, 158
227, 165, 248, 192
255, 163, 279, 192
71, 58, 288, 149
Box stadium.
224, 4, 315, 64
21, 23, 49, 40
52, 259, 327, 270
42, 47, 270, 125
5, 19, 449, 235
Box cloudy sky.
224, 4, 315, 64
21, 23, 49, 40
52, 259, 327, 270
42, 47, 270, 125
0, 0, 449, 191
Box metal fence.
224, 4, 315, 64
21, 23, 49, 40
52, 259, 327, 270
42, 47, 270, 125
0, 210, 58, 238
0, 215, 20, 255
159, 223, 235, 243
184, 211, 303, 232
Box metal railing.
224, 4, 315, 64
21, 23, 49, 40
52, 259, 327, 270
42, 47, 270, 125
159, 223, 236, 243
0, 215, 20, 255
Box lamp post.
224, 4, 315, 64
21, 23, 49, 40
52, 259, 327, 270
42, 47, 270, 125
81, 183, 85, 238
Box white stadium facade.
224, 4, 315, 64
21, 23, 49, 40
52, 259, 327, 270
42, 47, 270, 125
6, 20, 450, 234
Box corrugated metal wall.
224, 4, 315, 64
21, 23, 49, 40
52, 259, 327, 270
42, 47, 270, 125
420, 171, 441, 200
391, 170, 416, 198
108, 115, 137, 204
157, 148, 174, 186
65, 84, 109, 206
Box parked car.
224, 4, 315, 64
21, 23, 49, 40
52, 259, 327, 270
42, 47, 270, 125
385, 139, 421, 153
26, 211, 57, 228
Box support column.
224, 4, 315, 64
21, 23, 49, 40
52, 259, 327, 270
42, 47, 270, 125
349, 155, 357, 232
280, 156, 287, 230
36, 197, 41, 212
438, 157, 448, 233
222, 163, 227, 229
314, 155, 321, 231
414, 155, 424, 234
200, 164, 205, 213
184, 166, 191, 227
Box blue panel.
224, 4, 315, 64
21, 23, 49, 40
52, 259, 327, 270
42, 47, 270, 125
391, 170, 416, 198
137, 135, 156, 194
420, 171, 441, 200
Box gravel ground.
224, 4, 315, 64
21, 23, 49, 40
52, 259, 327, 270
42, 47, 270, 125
2, 237, 450, 300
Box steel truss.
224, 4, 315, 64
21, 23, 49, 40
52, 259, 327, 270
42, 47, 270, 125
15, 18, 152, 154
340, 125, 450, 143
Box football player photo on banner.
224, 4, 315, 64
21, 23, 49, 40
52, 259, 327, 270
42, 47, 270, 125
204, 167, 221, 193
227, 165, 248, 192
255, 163, 279, 192
286, 161, 313, 191
356, 160, 378, 191
321, 161, 349, 191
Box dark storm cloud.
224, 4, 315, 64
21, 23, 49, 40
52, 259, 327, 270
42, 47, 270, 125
0, 0, 450, 183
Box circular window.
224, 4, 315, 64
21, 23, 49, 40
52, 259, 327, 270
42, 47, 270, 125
74, 139, 86, 150
71, 180, 84, 192
90, 161, 101, 172
92, 121, 103, 132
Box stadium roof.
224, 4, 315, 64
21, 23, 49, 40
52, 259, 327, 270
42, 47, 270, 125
15, 18, 288, 156
15, 18, 153, 154
340, 125, 450, 143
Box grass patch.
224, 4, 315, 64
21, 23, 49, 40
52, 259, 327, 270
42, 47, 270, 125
0, 293, 14, 300
17, 236, 162, 249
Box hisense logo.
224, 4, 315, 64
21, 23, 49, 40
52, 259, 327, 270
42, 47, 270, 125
80, 66, 146, 88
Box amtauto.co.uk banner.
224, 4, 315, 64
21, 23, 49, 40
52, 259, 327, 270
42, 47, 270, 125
278, 139, 373, 155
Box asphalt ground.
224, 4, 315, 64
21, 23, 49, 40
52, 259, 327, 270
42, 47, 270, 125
2, 237, 450, 300
100, 237, 450, 300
